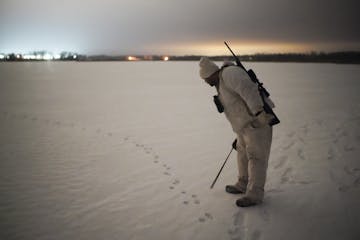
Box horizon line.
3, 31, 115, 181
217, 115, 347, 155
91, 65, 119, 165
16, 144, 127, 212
3, 50, 360, 57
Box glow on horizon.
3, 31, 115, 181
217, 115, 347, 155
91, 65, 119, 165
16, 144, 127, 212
153, 41, 319, 56
147, 39, 360, 56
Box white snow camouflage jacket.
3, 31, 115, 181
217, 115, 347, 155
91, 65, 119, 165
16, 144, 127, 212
218, 65, 268, 132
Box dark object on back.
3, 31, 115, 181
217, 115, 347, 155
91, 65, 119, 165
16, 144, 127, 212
224, 41, 280, 126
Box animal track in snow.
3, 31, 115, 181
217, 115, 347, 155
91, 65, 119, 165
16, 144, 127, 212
297, 149, 305, 160
344, 145, 355, 152
204, 212, 213, 220
198, 212, 214, 223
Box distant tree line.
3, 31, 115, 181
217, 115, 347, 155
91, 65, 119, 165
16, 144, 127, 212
2, 51, 360, 64
171, 52, 360, 64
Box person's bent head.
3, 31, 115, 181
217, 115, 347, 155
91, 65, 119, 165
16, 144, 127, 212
199, 57, 220, 87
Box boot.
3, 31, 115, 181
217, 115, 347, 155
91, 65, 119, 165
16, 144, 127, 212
225, 185, 245, 194
235, 196, 260, 207
225, 177, 247, 194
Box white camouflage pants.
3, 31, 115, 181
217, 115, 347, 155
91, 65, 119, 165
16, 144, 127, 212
236, 124, 273, 202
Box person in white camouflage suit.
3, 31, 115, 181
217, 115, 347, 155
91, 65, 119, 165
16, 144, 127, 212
199, 57, 274, 207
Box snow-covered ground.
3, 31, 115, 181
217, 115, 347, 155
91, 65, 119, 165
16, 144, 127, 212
0, 61, 359, 240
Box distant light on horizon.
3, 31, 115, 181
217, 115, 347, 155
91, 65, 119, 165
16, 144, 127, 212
127, 56, 139, 61
23, 54, 36, 60
43, 53, 53, 60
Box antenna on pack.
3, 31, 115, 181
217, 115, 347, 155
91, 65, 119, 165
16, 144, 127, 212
224, 41, 245, 70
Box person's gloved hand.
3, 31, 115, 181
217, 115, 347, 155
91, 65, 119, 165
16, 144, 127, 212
251, 111, 273, 128
232, 139, 237, 150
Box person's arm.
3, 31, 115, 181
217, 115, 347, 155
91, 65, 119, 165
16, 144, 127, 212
222, 66, 263, 115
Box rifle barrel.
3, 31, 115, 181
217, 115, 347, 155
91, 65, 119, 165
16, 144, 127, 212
224, 41, 245, 69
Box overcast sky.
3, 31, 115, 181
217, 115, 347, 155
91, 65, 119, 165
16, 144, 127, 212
1, 0, 359, 55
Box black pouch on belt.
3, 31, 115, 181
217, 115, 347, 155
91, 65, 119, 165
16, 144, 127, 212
213, 95, 224, 113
